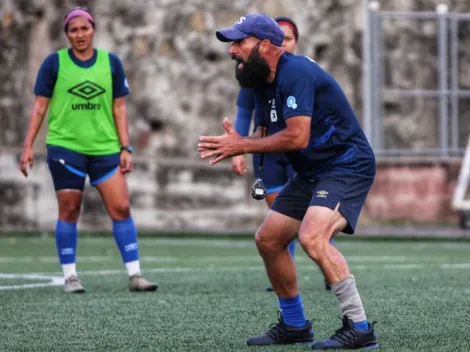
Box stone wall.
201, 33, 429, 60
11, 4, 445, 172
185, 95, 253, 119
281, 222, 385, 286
0, 150, 464, 232
0, 151, 266, 232
364, 160, 463, 224
3, 0, 470, 154
1, 0, 469, 231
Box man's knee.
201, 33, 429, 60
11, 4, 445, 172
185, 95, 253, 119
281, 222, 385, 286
255, 210, 300, 256
298, 213, 344, 261
298, 232, 326, 261
255, 228, 282, 256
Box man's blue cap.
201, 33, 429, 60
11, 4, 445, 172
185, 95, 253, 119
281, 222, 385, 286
216, 13, 285, 47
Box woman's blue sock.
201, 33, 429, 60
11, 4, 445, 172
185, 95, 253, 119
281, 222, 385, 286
112, 217, 139, 264
55, 219, 77, 265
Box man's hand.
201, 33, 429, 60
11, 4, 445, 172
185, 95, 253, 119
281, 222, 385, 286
19, 145, 34, 177
232, 155, 247, 176
198, 117, 244, 166
120, 150, 133, 173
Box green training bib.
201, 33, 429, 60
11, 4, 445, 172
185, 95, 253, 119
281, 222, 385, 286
46, 48, 120, 155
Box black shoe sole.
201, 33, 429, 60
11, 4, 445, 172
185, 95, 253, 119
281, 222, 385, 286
361, 342, 379, 350
247, 338, 313, 346
311, 340, 378, 350
294, 339, 315, 346
66, 289, 85, 294
129, 285, 158, 292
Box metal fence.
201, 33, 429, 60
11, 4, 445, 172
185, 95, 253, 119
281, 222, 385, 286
363, 2, 470, 157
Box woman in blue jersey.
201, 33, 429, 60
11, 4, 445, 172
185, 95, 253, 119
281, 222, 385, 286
231, 17, 334, 291
19, 7, 157, 293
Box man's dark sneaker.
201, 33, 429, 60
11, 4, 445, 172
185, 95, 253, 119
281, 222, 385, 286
311, 316, 378, 350
247, 313, 314, 345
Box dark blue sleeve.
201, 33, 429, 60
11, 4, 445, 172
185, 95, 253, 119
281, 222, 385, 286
236, 88, 255, 110
109, 52, 130, 99
34, 53, 59, 97
235, 107, 252, 136
280, 62, 316, 120
235, 88, 255, 136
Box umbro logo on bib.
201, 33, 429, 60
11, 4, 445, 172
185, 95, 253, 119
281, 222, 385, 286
68, 80, 106, 100
68, 80, 106, 110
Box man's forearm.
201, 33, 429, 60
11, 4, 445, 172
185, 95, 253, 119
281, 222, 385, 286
243, 129, 307, 154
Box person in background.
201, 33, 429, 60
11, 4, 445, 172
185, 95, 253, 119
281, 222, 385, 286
19, 7, 157, 294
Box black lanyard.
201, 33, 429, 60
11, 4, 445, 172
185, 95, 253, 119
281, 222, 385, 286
256, 85, 278, 178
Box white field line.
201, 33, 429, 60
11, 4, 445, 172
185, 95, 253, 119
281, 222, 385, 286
6, 238, 470, 255
1, 262, 470, 291
0, 273, 63, 291
0, 256, 470, 291
11, 238, 257, 248
0, 256, 179, 264
0, 283, 60, 291
440, 263, 470, 269
0, 255, 451, 265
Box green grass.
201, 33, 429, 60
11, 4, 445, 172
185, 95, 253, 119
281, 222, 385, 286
0, 235, 469, 351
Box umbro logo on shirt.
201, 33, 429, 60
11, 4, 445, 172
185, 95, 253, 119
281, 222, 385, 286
68, 80, 106, 110
317, 190, 329, 198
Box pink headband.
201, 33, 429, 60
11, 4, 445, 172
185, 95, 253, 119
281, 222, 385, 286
64, 9, 94, 27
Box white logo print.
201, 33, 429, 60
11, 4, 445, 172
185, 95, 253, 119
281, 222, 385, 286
235, 16, 246, 25
317, 190, 329, 198
124, 78, 129, 89
124, 243, 138, 252
269, 99, 278, 122
286, 96, 297, 109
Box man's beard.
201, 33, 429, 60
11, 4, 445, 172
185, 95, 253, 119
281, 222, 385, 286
234, 45, 271, 89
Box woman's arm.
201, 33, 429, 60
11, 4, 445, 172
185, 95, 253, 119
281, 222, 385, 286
22, 96, 50, 148
112, 97, 130, 147
19, 96, 50, 177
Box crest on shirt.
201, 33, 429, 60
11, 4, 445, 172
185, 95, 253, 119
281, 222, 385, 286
286, 96, 297, 109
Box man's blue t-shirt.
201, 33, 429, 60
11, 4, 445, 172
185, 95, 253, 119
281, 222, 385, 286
253, 53, 375, 178
34, 48, 129, 99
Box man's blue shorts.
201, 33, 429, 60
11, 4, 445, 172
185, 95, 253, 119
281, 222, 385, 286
271, 172, 375, 234
47, 145, 120, 191
253, 153, 296, 195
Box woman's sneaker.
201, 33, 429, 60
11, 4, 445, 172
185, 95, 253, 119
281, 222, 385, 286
64, 275, 85, 293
